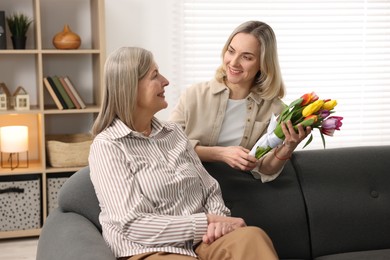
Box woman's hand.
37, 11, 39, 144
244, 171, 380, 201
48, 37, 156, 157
281, 120, 312, 151
203, 214, 246, 244
220, 146, 258, 171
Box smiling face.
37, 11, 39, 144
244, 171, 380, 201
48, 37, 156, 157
136, 62, 169, 116
223, 32, 261, 90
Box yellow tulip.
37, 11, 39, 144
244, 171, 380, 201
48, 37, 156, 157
322, 100, 337, 111
302, 100, 324, 117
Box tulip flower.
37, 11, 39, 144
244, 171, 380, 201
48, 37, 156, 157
302, 100, 324, 117
249, 92, 343, 160
301, 92, 319, 106
321, 116, 343, 136
322, 100, 337, 111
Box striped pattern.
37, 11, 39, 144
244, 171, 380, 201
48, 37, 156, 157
89, 117, 230, 258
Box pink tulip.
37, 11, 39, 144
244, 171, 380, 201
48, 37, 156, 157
321, 116, 343, 136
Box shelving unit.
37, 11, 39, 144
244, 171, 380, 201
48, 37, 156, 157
0, 0, 105, 239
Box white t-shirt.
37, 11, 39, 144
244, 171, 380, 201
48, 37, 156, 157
217, 99, 246, 146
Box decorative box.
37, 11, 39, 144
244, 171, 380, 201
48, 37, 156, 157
46, 173, 73, 215
0, 174, 41, 231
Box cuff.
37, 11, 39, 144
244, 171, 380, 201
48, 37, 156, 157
250, 154, 283, 183
251, 167, 283, 183
192, 213, 208, 244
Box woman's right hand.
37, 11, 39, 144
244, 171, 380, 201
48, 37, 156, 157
221, 146, 257, 171
203, 214, 246, 244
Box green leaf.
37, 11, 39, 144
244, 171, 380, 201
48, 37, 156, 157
302, 134, 313, 149
320, 131, 326, 149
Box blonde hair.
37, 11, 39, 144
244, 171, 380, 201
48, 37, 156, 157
215, 21, 285, 100
91, 47, 154, 136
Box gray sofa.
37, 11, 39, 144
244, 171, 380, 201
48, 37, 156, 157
36, 146, 390, 260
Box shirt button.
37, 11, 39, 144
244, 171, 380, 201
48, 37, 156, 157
247, 118, 250, 122
244, 136, 248, 139
248, 106, 252, 110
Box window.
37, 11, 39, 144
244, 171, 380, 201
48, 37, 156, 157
172, 0, 390, 149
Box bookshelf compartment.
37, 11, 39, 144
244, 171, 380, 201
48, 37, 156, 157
42, 54, 98, 107
39, 0, 92, 50
1, 0, 37, 50
0, 114, 43, 171
0, 55, 39, 107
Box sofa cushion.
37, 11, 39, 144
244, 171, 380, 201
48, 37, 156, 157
293, 146, 390, 258
203, 161, 311, 260
314, 248, 390, 260
57, 166, 102, 231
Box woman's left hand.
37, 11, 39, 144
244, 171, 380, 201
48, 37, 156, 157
281, 120, 311, 150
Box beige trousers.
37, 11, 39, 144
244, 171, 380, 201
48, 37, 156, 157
123, 226, 278, 260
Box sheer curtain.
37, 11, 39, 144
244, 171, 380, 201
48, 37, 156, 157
172, 0, 390, 149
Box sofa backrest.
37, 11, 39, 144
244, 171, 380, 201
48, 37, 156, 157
203, 161, 312, 260
292, 146, 390, 258
58, 166, 102, 231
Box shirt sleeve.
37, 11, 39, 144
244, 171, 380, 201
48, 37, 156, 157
168, 90, 201, 149
250, 152, 283, 183
89, 138, 208, 247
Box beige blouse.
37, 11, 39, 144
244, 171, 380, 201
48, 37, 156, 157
169, 79, 285, 150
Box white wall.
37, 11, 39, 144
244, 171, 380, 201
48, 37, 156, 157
105, 0, 177, 120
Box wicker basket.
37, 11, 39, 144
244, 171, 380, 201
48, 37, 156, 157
46, 133, 93, 167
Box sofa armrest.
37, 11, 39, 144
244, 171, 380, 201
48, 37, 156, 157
36, 208, 116, 260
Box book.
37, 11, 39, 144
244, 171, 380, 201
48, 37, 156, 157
63, 76, 87, 109
46, 76, 68, 109
51, 75, 75, 109
59, 76, 81, 109
43, 77, 64, 110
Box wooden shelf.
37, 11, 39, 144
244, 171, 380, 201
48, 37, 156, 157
0, 0, 105, 239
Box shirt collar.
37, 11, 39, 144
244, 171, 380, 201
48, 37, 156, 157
210, 78, 264, 105
107, 117, 173, 140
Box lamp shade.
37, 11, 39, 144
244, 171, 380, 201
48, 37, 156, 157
0, 126, 29, 153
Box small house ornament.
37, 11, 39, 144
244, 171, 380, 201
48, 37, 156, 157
0, 82, 11, 110
13, 86, 30, 110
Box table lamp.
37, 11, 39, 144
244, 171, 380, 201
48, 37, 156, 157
0, 125, 29, 170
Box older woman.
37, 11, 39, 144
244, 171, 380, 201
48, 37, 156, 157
89, 47, 278, 260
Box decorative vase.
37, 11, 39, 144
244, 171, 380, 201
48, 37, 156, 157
11, 36, 27, 49
52, 24, 81, 50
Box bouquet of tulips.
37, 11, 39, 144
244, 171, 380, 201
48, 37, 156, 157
249, 92, 343, 159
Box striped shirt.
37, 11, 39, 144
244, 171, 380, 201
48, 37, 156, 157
89, 117, 230, 258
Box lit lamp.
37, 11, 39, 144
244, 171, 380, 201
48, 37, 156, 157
0, 126, 29, 170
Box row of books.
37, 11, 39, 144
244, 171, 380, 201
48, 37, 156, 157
43, 76, 87, 110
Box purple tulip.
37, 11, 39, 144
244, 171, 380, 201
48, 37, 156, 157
321, 116, 343, 136
318, 109, 331, 119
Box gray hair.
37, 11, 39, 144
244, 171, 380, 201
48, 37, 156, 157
91, 47, 154, 135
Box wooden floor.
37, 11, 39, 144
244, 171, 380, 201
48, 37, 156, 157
0, 237, 38, 260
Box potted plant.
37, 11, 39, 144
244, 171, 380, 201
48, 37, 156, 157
6, 13, 33, 49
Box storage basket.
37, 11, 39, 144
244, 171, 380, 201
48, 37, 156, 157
0, 174, 42, 231
47, 173, 73, 214
46, 133, 93, 167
